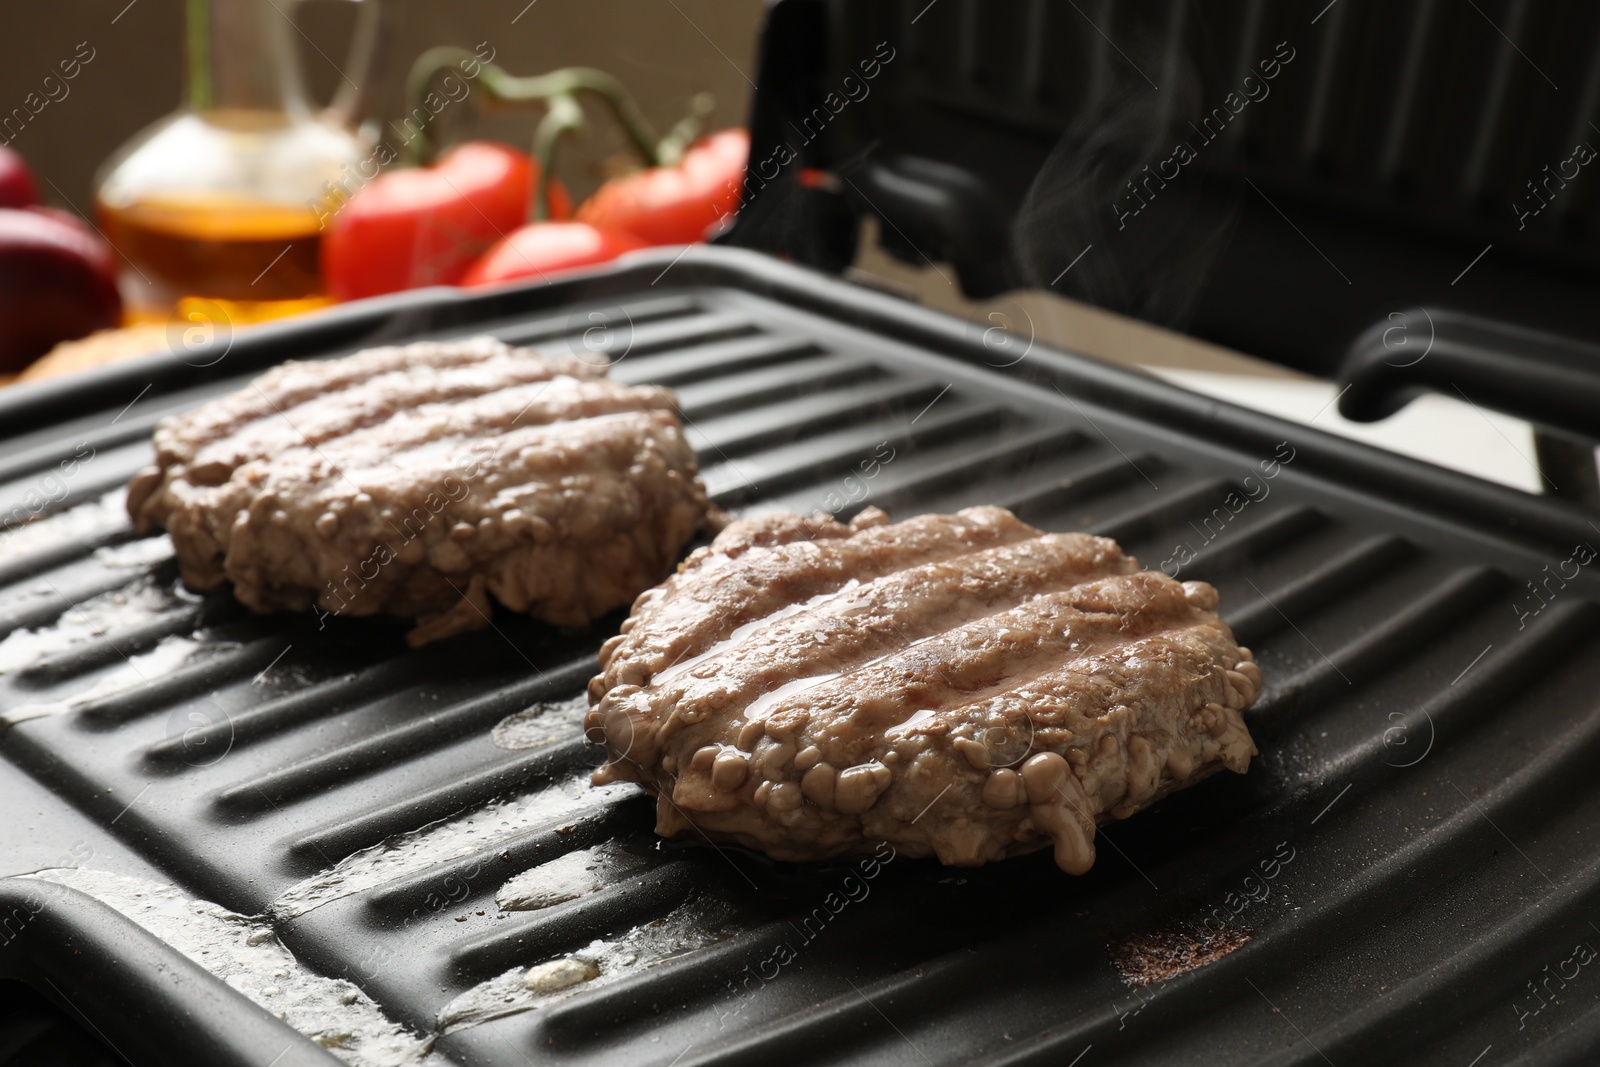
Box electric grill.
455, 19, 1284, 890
5, 2, 1600, 1066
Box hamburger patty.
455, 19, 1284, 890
128, 336, 711, 646
586, 506, 1259, 874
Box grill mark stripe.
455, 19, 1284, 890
326, 403, 675, 485
601, 508, 1046, 695
654, 534, 1137, 733
190, 365, 621, 471
163, 342, 605, 466
919, 618, 1241, 745
201, 378, 672, 484
757, 577, 1207, 737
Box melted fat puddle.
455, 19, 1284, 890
489, 694, 587, 750
25, 867, 443, 1067
269, 774, 637, 920
436, 896, 733, 1034
0, 633, 210, 726
495, 841, 649, 911
0, 575, 193, 677
0, 489, 132, 558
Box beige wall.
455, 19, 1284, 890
0, 0, 765, 213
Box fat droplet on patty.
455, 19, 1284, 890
953, 736, 990, 771
834, 762, 892, 814
736, 719, 764, 751
982, 767, 1023, 808
1021, 752, 1097, 874
1235, 659, 1263, 690
801, 762, 837, 808
598, 633, 626, 669
1226, 669, 1256, 705
711, 749, 749, 791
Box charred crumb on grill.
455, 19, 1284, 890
127, 336, 713, 646
586, 505, 1260, 875
1107, 924, 1254, 986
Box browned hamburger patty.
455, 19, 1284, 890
586, 506, 1259, 874
127, 336, 711, 646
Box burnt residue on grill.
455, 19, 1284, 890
1106, 924, 1253, 987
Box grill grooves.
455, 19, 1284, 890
72, 637, 289, 727
282, 739, 596, 869
693, 379, 948, 457
360, 794, 653, 920
1247, 564, 1509, 725
1223, 533, 1416, 645
0, 273, 1595, 1066
211, 660, 594, 814
702, 402, 1006, 505
1000, 450, 1165, 522
16, 606, 206, 685
141, 659, 419, 764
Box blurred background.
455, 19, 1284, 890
1, 0, 1594, 502
0, 0, 763, 211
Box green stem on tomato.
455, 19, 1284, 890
532, 93, 584, 221
654, 92, 715, 167
404, 48, 663, 169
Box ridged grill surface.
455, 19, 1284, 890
1, 266, 1598, 1066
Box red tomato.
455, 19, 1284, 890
459, 222, 645, 287
575, 128, 748, 246
321, 141, 572, 301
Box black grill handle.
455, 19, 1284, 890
1336, 307, 1600, 439
1337, 307, 1600, 508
